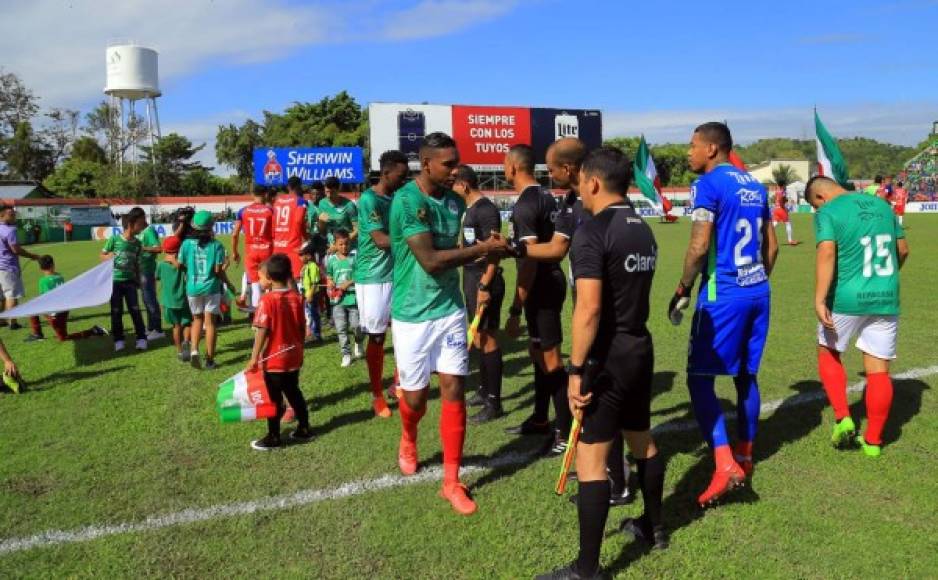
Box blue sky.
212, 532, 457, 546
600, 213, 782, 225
3, 0, 936, 171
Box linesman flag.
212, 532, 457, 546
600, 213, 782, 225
815, 110, 850, 188
633, 136, 668, 214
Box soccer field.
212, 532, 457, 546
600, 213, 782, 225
1, 213, 936, 579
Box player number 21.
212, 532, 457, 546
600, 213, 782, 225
860, 234, 894, 278
733, 218, 763, 266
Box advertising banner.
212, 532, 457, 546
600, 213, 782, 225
369, 103, 602, 171
451, 105, 531, 169
68, 206, 115, 226
253, 147, 364, 186
91, 221, 235, 241
530, 108, 603, 168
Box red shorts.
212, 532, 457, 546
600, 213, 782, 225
894, 205, 905, 217
772, 208, 789, 223
283, 246, 303, 280
245, 250, 273, 283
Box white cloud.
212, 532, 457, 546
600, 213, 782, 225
604, 102, 937, 147
379, 0, 522, 40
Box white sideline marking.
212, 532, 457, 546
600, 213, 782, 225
2, 365, 935, 556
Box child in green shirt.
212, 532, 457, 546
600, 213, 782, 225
326, 229, 361, 367
300, 243, 322, 342
25, 255, 107, 342
101, 207, 148, 352
157, 236, 193, 363
178, 211, 234, 370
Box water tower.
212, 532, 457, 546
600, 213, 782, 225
104, 42, 162, 175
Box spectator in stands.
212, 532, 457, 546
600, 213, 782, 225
0, 205, 40, 331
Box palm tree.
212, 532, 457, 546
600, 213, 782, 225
772, 164, 798, 189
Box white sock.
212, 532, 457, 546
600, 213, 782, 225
786, 222, 793, 243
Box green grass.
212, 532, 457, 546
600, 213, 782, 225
1, 213, 936, 578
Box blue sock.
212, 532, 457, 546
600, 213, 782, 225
687, 374, 728, 448
733, 373, 761, 443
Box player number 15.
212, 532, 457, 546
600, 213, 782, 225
860, 234, 894, 278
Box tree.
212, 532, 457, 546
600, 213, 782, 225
42, 107, 80, 165
0, 71, 39, 138
140, 132, 207, 195
772, 164, 798, 188
71, 136, 107, 164
44, 158, 104, 198
5, 121, 54, 180
216, 119, 262, 185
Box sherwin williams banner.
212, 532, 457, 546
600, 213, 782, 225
253, 147, 364, 186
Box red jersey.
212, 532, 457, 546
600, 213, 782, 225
237, 203, 273, 253
774, 189, 787, 209
253, 288, 305, 372
272, 193, 308, 251
893, 187, 908, 207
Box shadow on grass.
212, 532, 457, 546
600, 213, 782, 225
849, 378, 929, 446
26, 364, 135, 392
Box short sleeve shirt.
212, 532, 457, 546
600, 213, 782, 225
572, 203, 657, 357
691, 164, 772, 302
103, 234, 142, 282
0, 224, 19, 273
814, 193, 904, 315
253, 289, 305, 372
156, 260, 188, 309
327, 254, 357, 307
510, 184, 563, 284
272, 193, 308, 252
136, 226, 161, 275
237, 203, 274, 253
389, 180, 466, 322
178, 238, 226, 296
38, 273, 65, 295
461, 196, 501, 274
318, 196, 358, 245
354, 188, 393, 284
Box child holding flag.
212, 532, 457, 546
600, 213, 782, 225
25, 255, 108, 342
326, 229, 362, 367
248, 253, 313, 450
157, 236, 193, 362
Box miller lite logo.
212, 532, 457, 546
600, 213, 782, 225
554, 114, 579, 140
262, 149, 283, 184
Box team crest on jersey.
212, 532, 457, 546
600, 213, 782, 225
417, 207, 429, 224
370, 210, 381, 223
447, 199, 459, 215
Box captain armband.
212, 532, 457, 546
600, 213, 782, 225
691, 208, 715, 223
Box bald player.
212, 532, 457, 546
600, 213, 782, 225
504, 144, 572, 456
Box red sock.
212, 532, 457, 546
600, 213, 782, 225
734, 441, 753, 459
398, 395, 425, 444
394, 368, 400, 386
440, 399, 466, 484
864, 372, 893, 445
714, 444, 736, 471
365, 339, 385, 398
818, 348, 849, 420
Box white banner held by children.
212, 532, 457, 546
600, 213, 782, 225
0, 261, 114, 319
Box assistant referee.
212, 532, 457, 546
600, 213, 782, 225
538, 148, 667, 580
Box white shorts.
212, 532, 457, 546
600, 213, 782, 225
817, 314, 898, 360
0, 270, 24, 300
392, 309, 468, 390
188, 293, 222, 315
357, 282, 392, 334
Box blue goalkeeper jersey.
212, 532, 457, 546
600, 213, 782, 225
691, 163, 772, 302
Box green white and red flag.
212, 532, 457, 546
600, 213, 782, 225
216, 369, 277, 423
633, 136, 667, 214
728, 150, 747, 171
815, 110, 850, 188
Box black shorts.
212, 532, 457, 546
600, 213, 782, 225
463, 267, 505, 331
524, 268, 566, 350
580, 333, 654, 444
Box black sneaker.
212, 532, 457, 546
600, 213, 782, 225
9, 322, 21, 330
542, 430, 568, 457
91, 325, 109, 337
204, 358, 218, 370
535, 562, 606, 580
620, 516, 669, 550
289, 426, 314, 442
505, 416, 551, 436
250, 434, 282, 451
466, 391, 486, 407
24, 334, 44, 342
469, 404, 504, 425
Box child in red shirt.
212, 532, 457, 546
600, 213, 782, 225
247, 253, 312, 450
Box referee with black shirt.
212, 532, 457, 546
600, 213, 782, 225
503, 144, 572, 455
454, 165, 505, 423
538, 148, 667, 580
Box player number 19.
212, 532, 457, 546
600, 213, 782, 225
860, 234, 893, 278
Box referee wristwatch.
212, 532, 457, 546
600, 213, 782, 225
566, 363, 586, 376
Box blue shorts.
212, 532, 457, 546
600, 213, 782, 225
687, 295, 770, 376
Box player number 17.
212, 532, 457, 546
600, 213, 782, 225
860, 234, 893, 278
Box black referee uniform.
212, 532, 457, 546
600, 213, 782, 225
462, 195, 506, 416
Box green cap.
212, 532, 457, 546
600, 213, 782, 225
192, 210, 213, 229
